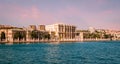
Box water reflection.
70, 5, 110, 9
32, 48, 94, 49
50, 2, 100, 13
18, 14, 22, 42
0, 41, 120, 64
44, 44, 61, 63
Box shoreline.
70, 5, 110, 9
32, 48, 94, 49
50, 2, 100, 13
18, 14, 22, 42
0, 39, 120, 44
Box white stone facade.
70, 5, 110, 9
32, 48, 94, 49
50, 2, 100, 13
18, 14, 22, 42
45, 23, 76, 39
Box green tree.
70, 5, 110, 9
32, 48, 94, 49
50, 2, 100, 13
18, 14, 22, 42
14, 31, 26, 40
42, 32, 50, 39
38, 32, 43, 40
31, 30, 38, 39
83, 33, 90, 38
104, 34, 113, 39
30, 31, 50, 40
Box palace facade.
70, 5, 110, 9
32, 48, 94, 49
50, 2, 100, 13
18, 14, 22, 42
1, 24, 120, 43
0, 25, 26, 42
0, 24, 78, 43
45, 23, 76, 39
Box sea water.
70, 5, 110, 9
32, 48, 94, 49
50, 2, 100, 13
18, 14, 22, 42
0, 41, 120, 64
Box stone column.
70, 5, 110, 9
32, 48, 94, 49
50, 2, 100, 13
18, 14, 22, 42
80, 32, 83, 41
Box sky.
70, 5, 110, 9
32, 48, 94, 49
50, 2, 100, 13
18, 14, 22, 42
0, 0, 120, 30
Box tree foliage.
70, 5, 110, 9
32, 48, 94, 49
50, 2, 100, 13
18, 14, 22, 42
83, 31, 112, 39
30, 30, 50, 40
14, 31, 26, 40
104, 34, 113, 39
31, 30, 38, 39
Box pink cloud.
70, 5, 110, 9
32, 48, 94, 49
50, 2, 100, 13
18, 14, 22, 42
20, 6, 39, 20
55, 6, 81, 17
0, 4, 57, 25
102, 10, 113, 15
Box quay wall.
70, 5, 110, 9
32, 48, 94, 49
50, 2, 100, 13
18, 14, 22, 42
0, 38, 119, 44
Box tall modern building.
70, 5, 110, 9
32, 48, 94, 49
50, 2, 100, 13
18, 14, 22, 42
45, 23, 76, 39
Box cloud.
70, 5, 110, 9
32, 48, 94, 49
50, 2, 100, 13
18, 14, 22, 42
102, 10, 113, 16
0, 4, 58, 26
20, 6, 41, 21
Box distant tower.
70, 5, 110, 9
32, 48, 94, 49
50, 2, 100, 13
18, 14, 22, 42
28, 25, 36, 30
38, 25, 45, 31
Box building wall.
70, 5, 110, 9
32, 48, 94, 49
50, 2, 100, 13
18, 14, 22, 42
0, 29, 15, 42
0, 28, 26, 42
38, 25, 45, 31
29, 25, 36, 30
46, 24, 76, 39
0, 29, 8, 41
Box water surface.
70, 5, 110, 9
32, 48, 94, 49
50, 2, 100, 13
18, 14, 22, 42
0, 41, 120, 64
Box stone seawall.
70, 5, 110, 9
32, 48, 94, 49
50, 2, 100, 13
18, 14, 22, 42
0, 38, 118, 44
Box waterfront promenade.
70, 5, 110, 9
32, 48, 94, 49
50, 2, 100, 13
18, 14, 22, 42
0, 38, 115, 44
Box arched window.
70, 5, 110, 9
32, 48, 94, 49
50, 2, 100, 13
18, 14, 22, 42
1, 32, 6, 41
